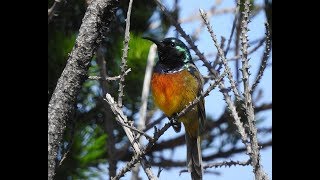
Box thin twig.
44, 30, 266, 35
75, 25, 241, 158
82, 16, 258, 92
228, 38, 265, 61
172, 70, 227, 121
96, 46, 118, 178
212, 37, 225, 70
113, 122, 171, 179
157, 167, 163, 178
48, 0, 65, 24
200, 9, 242, 102
112, 152, 144, 180
118, 0, 134, 107
131, 45, 157, 179
154, 0, 215, 75
135, 44, 157, 140
179, 159, 251, 175
224, 9, 239, 58
117, 120, 154, 141
239, 0, 268, 179
105, 94, 157, 180
251, 23, 271, 93
88, 69, 131, 81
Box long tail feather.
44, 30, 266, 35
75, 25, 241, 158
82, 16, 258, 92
186, 133, 203, 180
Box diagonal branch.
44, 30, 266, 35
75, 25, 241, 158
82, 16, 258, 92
48, 0, 118, 179
48, 0, 65, 24
200, 9, 242, 102
251, 23, 271, 93
113, 122, 171, 179
105, 94, 157, 180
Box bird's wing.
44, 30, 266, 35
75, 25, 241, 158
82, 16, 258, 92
187, 63, 206, 134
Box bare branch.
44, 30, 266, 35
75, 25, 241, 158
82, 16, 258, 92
105, 94, 157, 179
179, 159, 251, 175
224, 10, 239, 58
48, 0, 118, 179
157, 167, 163, 178
172, 70, 227, 121
239, 0, 268, 179
88, 69, 131, 81
112, 152, 144, 180
96, 47, 118, 178
48, 0, 65, 24
154, 0, 215, 75
200, 9, 242, 102
118, 0, 134, 107
135, 44, 157, 140
251, 23, 271, 93
114, 122, 171, 179
228, 38, 265, 61
131, 45, 157, 179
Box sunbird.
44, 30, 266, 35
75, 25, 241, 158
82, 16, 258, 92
144, 37, 205, 180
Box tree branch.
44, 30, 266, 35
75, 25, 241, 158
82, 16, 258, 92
48, 1, 118, 179
239, 0, 268, 179
132, 44, 157, 180
200, 9, 242, 102
179, 159, 251, 175
117, 0, 133, 107
48, 0, 65, 24
251, 23, 271, 93
96, 47, 118, 178
88, 68, 131, 81
113, 122, 171, 179
105, 94, 157, 180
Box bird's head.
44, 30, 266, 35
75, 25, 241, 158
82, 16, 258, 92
143, 37, 192, 71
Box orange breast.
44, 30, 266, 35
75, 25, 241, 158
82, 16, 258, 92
151, 69, 199, 118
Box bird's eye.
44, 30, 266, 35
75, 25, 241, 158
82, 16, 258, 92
170, 42, 175, 47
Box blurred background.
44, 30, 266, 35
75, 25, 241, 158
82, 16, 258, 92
48, 0, 272, 179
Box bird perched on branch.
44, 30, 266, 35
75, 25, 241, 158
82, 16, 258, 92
143, 37, 205, 180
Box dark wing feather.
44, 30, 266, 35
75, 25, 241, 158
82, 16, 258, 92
187, 63, 206, 133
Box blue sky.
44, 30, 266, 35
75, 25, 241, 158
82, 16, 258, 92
98, 0, 272, 179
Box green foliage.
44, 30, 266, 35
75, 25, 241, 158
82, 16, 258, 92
55, 124, 107, 179
125, 34, 153, 106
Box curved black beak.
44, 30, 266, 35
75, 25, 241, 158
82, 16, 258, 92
142, 37, 163, 49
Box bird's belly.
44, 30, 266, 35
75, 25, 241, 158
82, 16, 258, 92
151, 70, 198, 118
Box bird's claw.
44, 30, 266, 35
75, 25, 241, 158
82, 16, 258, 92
170, 116, 181, 133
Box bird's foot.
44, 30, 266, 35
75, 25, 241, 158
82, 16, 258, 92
170, 114, 181, 133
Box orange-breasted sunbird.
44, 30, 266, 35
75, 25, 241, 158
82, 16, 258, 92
144, 37, 205, 180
